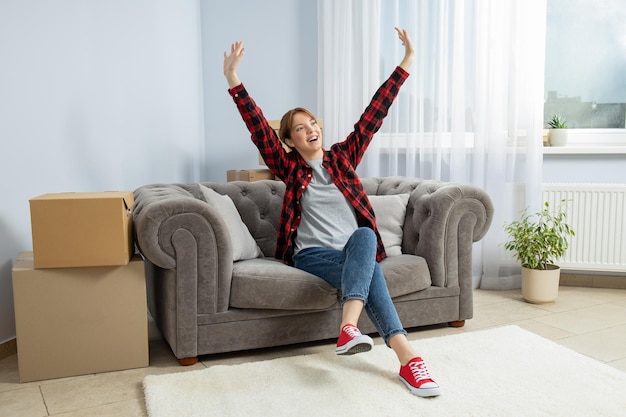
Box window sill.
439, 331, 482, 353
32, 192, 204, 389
371, 129, 626, 155
542, 129, 626, 155
543, 146, 626, 155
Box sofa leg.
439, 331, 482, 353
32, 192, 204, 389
177, 357, 199, 366
448, 320, 465, 328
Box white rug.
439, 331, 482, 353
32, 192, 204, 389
143, 325, 626, 417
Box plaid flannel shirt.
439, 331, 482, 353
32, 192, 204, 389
228, 66, 408, 265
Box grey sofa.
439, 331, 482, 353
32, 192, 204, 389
133, 177, 493, 365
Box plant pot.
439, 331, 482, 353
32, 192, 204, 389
542, 129, 550, 146
521, 265, 561, 303
549, 129, 568, 146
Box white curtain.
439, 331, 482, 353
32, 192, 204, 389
318, 0, 547, 289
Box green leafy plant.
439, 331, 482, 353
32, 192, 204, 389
547, 114, 567, 129
503, 200, 575, 270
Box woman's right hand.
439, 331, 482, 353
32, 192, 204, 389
223, 41, 245, 88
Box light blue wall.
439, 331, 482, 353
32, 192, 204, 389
0, 0, 206, 344
200, 0, 318, 181
0, 0, 317, 344
544, 155, 626, 184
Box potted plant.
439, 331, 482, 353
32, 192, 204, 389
503, 200, 575, 303
547, 114, 568, 146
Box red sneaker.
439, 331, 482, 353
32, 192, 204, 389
398, 357, 441, 397
335, 324, 374, 355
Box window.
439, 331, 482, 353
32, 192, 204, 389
544, 0, 626, 129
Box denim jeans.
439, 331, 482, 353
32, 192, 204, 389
292, 227, 407, 346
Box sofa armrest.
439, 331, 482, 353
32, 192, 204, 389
133, 184, 234, 313
404, 181, 494, 289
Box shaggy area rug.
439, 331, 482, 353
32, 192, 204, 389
143, 325, 626, 416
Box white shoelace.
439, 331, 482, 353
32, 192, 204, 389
408, 360, 432, 382
343, 325, 362, 338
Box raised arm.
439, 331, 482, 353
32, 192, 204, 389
336, 28, 413, 167
223, 40, 289, 179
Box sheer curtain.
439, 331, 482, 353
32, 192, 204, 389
318, 0, 547, 289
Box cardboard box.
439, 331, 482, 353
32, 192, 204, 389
30, 191, 134, 268
227, 169, 275, 182
12, 252, 148, 382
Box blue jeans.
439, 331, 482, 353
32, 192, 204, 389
292, 227, 407, 346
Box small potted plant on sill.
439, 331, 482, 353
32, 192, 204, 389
503, 200, 575, 303
547, 114, 568, 146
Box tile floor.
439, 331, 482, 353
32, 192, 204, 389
1, 286, 626, 416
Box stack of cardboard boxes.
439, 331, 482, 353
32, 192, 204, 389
12, 192, 149, 382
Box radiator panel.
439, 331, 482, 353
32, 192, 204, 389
543, 183, 626, 272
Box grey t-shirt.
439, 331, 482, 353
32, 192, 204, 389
294, 158, 358, 253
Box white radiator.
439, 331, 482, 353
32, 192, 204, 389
543, 183, 626, 273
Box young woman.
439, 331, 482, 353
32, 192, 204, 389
223, 28, 441, 398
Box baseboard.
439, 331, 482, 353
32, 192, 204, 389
561, 273, 626, 290
0, 338, 17, 361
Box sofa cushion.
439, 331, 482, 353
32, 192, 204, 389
199, 185, 263, 261
230, 258, 339, 310
369, 194, 410, 256
229, 255, 431, 310
380, 254, 431, 297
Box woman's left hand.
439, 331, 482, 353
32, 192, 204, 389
394, 27, 415, 71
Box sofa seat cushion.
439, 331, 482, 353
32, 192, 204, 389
230, 255, 431, 310
380, 254, 431, 298
230, 258, 339, 310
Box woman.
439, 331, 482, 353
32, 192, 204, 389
223, 27, 440, 398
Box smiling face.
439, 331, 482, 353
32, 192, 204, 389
279, 109, 323, 160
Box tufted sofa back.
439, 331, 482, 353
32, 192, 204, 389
132, 177, 453, 260
169, 176, 435, 258
133, 176, 493, 293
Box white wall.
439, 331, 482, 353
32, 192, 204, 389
0, 0, 318, 345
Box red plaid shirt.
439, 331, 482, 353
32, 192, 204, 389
229, 66, 408, 265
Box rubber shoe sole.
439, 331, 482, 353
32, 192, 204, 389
398, 375, 442, 397
335, 335, 374, 355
